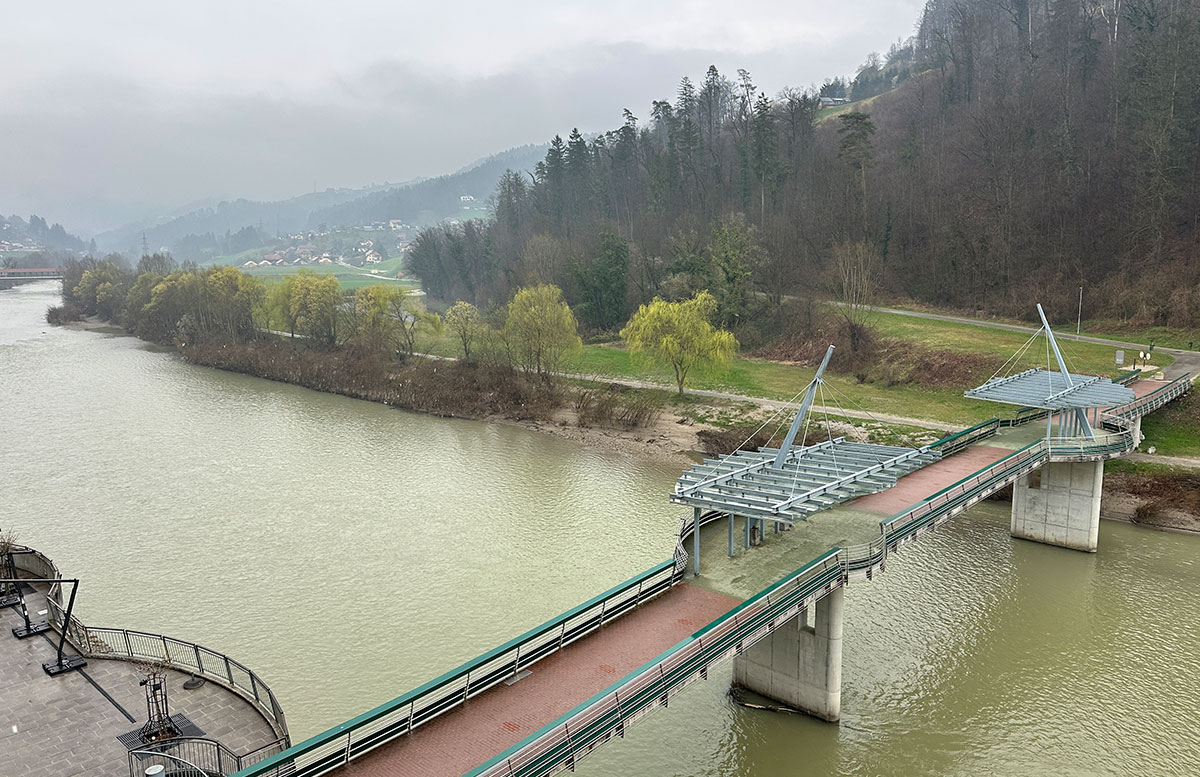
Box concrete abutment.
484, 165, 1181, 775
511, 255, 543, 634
1011, 460, 1103, 552
733, 587, 843, 722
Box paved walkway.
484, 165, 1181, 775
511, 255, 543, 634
341, 583, 738, 777
849, 445, 1013, 516
0, 585, 280, 777
1129, 378, 1170, 398
557, 370, 962, 432
1126, 453, 1200, 469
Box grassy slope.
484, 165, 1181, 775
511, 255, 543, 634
876, 299, 1191, 357
241, 263, 419, 291
865, 310, 1167, 373
1138, 390, 1200, 457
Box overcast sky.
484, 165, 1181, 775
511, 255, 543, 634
2, 0, 925, 235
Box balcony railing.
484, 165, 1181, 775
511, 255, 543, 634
11, 546, 289, 745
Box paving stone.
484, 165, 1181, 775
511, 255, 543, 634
1, 584, 283, 777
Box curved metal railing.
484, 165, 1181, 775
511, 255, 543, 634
10, 546, 289, 745
128, 736, 287, 777
1110, 372, 1193, 418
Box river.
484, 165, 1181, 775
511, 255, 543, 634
2, 281, 1198, 776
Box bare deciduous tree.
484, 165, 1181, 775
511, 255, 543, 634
830, 240, 880, 352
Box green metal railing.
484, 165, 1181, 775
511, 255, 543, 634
1110, 372, 1192, 419
929, 418, 1001, 455
881, 441, 1047, 550
467, 549, 844, 777
233, 558, 685, 777
468, 408, 1158, 777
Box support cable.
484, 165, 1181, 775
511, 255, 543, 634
821, 380, 922, 451
987, 328, 1042, 384
729, 384, 809, 454
820, 383, 842, 475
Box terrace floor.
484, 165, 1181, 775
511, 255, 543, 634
0, 582, 281, 777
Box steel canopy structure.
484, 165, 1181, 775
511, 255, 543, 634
671, 439, 940, 523
672, 346, 941, 573
964, 367, 1135, 409
964, 304, 1134, 439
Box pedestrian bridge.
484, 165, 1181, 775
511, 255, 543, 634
228, 366, 1190, 777
0, 267, 63, 281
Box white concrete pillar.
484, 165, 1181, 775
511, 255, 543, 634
733, 587, 844, 721
1131, 416, 1143, 448
1011, 460, 1103, 552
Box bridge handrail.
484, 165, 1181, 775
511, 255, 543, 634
999, 406, 1050, 427
466, 549, 845, 777
232, 557, 684, 777
1113, 369, 1142, 386
10, 545, 290, 745
243, 374, 1194, 777
882, 440, 1047, 540
929, 417, 1001, 455
1110, 372, 1192, 419
465, 428, 1128, 777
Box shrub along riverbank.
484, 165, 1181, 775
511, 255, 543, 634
182, 339, 560, 421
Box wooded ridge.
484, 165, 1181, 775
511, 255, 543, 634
408, 0, 1200, 341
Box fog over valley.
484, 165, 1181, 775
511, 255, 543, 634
2, 0, 923, 235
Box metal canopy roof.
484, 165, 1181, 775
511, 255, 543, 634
671, 439, 941, 523
964, 305, 1135, 412
965, 367, 1135, 409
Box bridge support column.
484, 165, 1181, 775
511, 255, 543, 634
1011, 460, 1103, 552
1131, 415, 1143, 448
733, 588, 843, 722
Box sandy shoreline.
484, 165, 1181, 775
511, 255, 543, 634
497, 406, 707, 467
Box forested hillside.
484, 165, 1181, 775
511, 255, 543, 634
1, 214, 87, 254
96, 144, 548, 261
308, 144, 548, 227
95, 186, 396, 257
409, 0, 1200, 337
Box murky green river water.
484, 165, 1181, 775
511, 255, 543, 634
3, 281, 1198, 775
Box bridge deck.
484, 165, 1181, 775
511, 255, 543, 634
1128, 378, 1168, 398
848, 445, 1013, 517
340, 582, 737, 777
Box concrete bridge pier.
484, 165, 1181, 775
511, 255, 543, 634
1011, 460, 1103, 552
733, 587, 843, 722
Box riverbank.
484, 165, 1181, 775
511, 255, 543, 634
51, 314, 1200, 522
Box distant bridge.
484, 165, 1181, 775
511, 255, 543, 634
0, 267, 63, 281
228, 328, 1190, 777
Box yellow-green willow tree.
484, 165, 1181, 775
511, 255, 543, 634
620, 290, 736, 395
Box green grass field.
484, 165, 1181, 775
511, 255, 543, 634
236, 263, 419, 291
1138, 389, 1200, 457
865, 310, 1166, 374
421, 332, 1005, 426
872, 301, 1195, 356
1078, 319, 1198, 352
